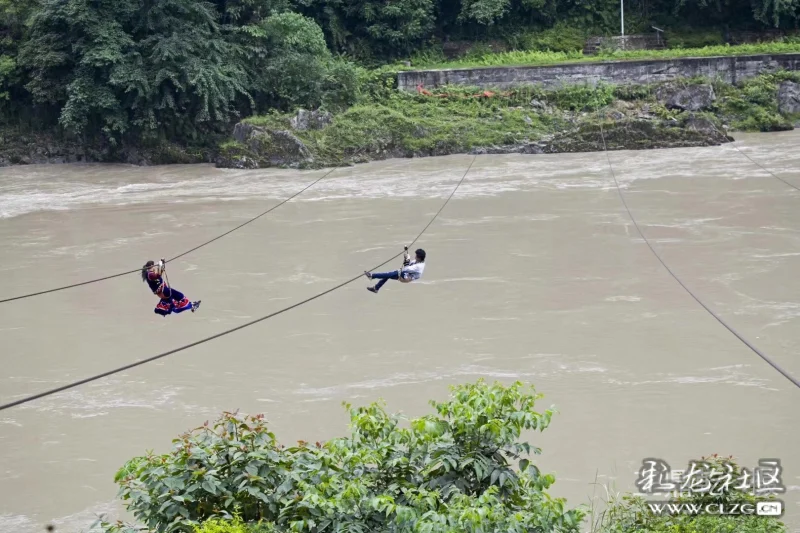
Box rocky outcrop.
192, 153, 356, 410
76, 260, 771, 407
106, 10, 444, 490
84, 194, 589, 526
469, 142, 547, 156
219, 122, 313, 169
777, 81, 800, 115
216, 108, 737, 169
290, 109, 333, 131
0, 134, 99, 167
682, 114, 733, 143
655, 83, 716, 111
546, 119, 731, 153
0, 132, 211, 167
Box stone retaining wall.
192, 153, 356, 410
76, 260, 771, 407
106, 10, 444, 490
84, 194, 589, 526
397, 53, 800, 91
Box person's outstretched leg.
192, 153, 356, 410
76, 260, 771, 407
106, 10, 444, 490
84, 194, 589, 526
366, 270, 399, 293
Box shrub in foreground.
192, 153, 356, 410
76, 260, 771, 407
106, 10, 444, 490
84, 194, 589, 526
98, 380, 583, 532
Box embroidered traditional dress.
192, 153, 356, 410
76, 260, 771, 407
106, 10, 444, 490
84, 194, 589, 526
146, 270, 193, 316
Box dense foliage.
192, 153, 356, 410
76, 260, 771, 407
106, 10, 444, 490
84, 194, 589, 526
89, 381, 788, 533
1, 0, 799, 148
1, 0, 359, 146
97, 380, 584, 532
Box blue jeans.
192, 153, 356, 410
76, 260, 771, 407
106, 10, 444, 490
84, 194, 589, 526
371, 270, 400, 291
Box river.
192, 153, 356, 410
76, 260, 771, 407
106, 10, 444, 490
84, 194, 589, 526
1, 131, 799, 532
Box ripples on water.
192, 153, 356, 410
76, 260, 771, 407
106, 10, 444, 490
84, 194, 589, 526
0, 152, 637, 219
2, 132, 799, 532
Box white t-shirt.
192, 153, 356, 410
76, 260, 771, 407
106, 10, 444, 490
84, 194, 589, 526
401, 261, 425, 281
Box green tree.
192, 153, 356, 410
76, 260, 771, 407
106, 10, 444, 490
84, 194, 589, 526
120, 0, 250, 140
673, 0, 800, 28
259, 12, 334, 108
0, 0, 38, 120
99, 380, 584, 532
19, 0, 250, 142
231, 11, 359, 112
296, 0, 436, 59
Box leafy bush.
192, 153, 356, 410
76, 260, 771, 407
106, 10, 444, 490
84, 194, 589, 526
715, 70, 800, 131
193, 518, 276, 533
357, 66, 401, 104
613, 84, 652, 101
666, 29, 726, 49
547, 83, 615, 111
320, 59, 364, 111
99, 380, 583, 533
514, 24, 588, 53
293, 85, 563, 163
252, 13, 336, 110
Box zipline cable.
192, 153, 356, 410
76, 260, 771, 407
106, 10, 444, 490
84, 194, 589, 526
0, 156, 477, 412
0, 168, 337, 304
731, 143, 800, 192
599, 124, 800, 390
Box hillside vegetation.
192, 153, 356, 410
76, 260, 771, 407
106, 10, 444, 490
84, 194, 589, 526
2, 0, 800, 164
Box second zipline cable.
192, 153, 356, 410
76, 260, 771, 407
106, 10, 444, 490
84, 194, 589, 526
0, 168, 337, 304
599, 125, 800, 390
0, 157, 477, 411
731, 143, 800, 192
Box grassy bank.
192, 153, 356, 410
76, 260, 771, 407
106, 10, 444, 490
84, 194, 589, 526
218, 70, 800, 169
241, 90, 561, 162
406, 40, 800, 70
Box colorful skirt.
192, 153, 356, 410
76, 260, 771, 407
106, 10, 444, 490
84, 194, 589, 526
154, 287, 193, 317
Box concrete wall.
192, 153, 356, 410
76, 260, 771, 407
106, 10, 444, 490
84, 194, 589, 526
397, 53, 800, 91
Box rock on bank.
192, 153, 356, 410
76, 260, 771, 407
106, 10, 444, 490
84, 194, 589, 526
216, 107, 734, 170
0, 131, 214, 167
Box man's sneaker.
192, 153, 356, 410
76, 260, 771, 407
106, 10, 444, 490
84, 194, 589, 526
367, 287, 378, 294
191, 300, 202, 312
364, 271, 372, 279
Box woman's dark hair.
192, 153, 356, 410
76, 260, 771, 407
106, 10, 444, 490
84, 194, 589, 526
415, 249, 426, 261
141, 260, 155, 282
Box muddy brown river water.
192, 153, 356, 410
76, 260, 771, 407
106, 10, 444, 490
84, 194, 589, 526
1, 131, 799, 532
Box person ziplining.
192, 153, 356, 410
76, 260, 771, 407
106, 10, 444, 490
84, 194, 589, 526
364, 247, 426, 294
142, 259, 201, 317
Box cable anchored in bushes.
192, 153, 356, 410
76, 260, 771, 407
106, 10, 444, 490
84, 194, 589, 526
599, 125, 800, 390
0, 168, 337, 304
0, 157, 477, 412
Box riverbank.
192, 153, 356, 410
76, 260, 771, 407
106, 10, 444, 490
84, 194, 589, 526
1, 68, 798, 170
0, 129, 216, 167
215, 71, 800, 169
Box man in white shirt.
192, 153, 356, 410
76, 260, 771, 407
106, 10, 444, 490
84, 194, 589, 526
365, 247, 426, 294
